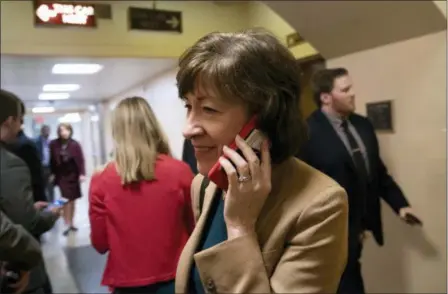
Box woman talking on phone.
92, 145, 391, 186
175, 28, 349, 294
88, 97, 194, 294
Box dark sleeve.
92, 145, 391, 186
182, 139, 198, 174
49, 140, 58, 175
0, 211, 42, 270
17, 142, 47, 202
296, 139, 313, 165
180, 163, 195, 234
368, 121, 410, 213
296, 123, 315, 166
376, 157, 410, 213
73, 141, 86, 176
0, 157, 58, 236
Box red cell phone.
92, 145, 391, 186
208, 116, 265, 190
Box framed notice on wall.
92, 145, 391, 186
366, 100, 394, 132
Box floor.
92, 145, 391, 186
41, 178, 107, 293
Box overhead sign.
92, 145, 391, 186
128, 7, 182, 33
34, 0, 97, 27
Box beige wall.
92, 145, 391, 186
1, 1, 317, 60
247, 1, 318, 59
1, 1, 249, 58
327, 31, 446, 293
434, 0, 447, 17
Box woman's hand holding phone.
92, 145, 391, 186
219, 135, 272, 240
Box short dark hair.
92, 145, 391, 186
0, 89, 21, 125
312, 68, 349, 107
19, 101, 26, 124
20, 101, 26, 116
176, 28, 307, 164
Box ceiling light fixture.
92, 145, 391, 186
38, 93, 70, 100
43, 84, 80, 92
52, 63, 103, 75
58, 112, 81, 123
32, 106, 55, 114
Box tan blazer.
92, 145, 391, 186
175, 157, 348, 294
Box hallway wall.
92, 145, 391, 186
104, 68, 185, 160
327, 31, 446, 293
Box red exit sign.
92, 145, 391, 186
34, 0, 97, 28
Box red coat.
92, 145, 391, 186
88, 155, 195, 288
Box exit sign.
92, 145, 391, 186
34, 0, 97, 28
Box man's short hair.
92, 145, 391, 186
312, 68, 349, 107
0, 89, 21, 125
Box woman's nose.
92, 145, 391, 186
183, 121, 203, 139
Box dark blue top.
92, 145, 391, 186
189, 190, 226, 294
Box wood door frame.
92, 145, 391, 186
297, 54, 326, 71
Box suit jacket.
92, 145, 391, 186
299, 110, 409, 246
175, 157, 348, 294
0, 210, 42, 271
35, 136, 43, 159
182, 139, 198, 175
6, 131, 47, 202
0, 147, 58, 290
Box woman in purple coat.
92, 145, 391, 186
50, 123, 86, 236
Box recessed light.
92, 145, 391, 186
32, 107, 55, 113
52, 63, 103, 75
58, 113, 81, 123
43, 84, 80, 92
39, 93, 70, 100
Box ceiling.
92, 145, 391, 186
0, 55, 177, 110
264, 1, 446, 59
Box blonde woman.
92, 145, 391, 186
88, 97, 195, 294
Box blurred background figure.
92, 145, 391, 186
6, 101, 47, 203
89, 97, 194, 294
35, 125, 54, 202
50, 123, 86, 237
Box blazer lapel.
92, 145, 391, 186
176, 179, 219, 293
313, 110, 357, 173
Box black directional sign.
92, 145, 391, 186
128, 7, 182, 33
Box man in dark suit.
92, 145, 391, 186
0, 89, 61, 294
35, 124, 54, 202
6, 102, 47, 203
298, 68, 422, 294
0, 90, 46, 294
1, 93, 59, 294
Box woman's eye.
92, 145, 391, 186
203, 107, 217, 113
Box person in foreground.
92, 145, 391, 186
174, 28, 349, 294
89, 97, 195, 294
